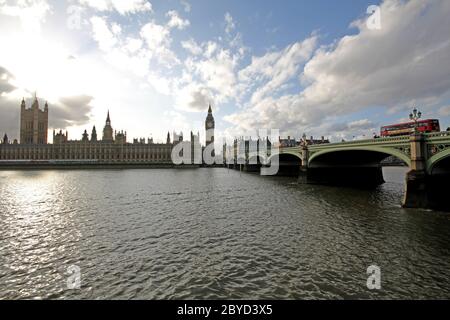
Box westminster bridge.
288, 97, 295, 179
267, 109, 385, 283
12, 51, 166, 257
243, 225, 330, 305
226, 131, 450, 210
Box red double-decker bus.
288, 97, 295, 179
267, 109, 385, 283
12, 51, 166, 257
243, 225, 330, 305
380, 119, 440, 137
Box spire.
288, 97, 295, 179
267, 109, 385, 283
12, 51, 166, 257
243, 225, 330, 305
208, 104, 212, 113
82, 129, 89, 142
91, 125, 98, 142
106, 110, 111, 124
32, 96, 39, 109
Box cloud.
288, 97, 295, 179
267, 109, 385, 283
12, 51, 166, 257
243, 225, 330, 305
50, 95, 94, 129
175, 33, 247, 112
224, 12, 235, 34
140, 21, 179, 67
0, 66, 15, 94
147, 73, 171, 95
180, 0, 191, 13
239, 36, 317, 104
78, 0, 152, 15
193, 49, 238, 100
181, 38, 202, 55
0, 0, 51, 33
226, 0, 450, 139
0, 99, 20, 139
90, 16, 117, 51
175, 83, 214, 112
0, 66, 19, 138
166, 10, 190, 30
140, 21, 170, 50
439, 105, 450, 116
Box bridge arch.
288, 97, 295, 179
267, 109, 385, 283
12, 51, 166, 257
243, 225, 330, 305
267, 150, 303, 164
307, 147, 410, 186
425, 148, 450, 210
266, 151, 303, 176
308, 146, 411, 168
426, 148, 450, 174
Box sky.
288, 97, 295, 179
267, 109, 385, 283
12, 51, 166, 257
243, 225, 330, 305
1, 0, 450, 145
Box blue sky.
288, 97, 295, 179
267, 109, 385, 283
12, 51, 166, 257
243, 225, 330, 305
0, 0, 449, 145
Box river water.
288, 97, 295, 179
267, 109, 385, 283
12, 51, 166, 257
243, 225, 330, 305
0, 167, 449, 299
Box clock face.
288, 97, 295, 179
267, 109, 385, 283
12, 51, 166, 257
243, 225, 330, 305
206, 121, 214, 128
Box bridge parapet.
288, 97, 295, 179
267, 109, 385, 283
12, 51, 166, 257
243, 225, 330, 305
308, 135, 410, 150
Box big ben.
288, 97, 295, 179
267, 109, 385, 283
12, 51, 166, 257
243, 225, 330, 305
205, 104, 215, 157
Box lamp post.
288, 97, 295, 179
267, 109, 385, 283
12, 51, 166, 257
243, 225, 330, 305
409, 108, 422, 134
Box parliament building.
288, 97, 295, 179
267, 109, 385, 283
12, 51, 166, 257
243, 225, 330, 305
0, 97, 213, 164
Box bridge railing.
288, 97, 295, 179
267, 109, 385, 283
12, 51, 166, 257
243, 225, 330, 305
305, 132, 450, 150
425, 131, 450, 138
307, 135, 410, 150
231, 132, 450, 156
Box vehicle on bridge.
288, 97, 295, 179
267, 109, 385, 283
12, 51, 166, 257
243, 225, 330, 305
380, 119, 440, 137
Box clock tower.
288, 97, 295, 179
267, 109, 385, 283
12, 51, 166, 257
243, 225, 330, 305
205, 104, 215, 157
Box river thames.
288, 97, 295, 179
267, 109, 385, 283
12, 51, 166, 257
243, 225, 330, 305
1, 167, 450, 299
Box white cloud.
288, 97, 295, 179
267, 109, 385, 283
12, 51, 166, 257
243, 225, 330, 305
175, 82, 214, 112
140, 21, 179, 67
90, 16, 117, 51
166, 10, 190, 30
204, 41, 218, 58
111, 0, 152, 15
0, 0, 51, 34
181, 38, 202, 55
148, 73, 171, 95
239, 36, 317, 104
195, 49, 238, 99
180, 0, 191, 13
78, 0, 152, 15
140, 21, 170, 50
224, 12, 235, 34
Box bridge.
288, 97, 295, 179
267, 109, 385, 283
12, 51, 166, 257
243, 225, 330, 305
226, 131, 450, 211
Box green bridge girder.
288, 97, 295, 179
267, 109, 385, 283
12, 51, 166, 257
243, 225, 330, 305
267, 132, 450, 174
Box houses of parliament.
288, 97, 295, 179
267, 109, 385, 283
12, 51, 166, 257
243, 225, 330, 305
0, 96, 215, 164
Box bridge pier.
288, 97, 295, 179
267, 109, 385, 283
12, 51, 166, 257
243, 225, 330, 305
297, 166, 308, 184
243, 163, 261, 172
403, 170, 429, 208
402, 133, 430, 209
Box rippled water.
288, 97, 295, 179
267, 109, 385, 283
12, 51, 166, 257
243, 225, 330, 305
1, 167, 450, 299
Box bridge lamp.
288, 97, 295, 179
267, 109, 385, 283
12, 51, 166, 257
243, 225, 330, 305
409, 108, 422, 133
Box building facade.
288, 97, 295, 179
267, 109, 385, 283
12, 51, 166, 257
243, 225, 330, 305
20, 96, 48, 144
0, 100, 207, 164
